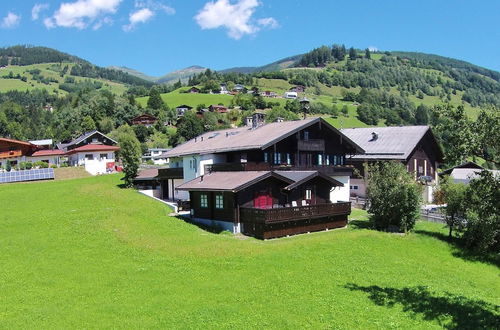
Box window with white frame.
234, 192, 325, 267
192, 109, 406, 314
305, 189, 312, 200
200, 194, 208, 208
100, 153, 107, 160
85, 154, 94, 160
215, 194, 224, 209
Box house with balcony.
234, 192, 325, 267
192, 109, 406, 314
58, 131, 120, 175
0, 137, 63, 168
340, 126, 444, 202
157, 116, 364, 238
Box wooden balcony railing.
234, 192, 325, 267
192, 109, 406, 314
0, 150, 22, 159
298, 139, 325, 151
240, 202, 351, 224
205, 162, 353, 175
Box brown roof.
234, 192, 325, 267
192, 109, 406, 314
164, 117, 364, 158
66, 144, 120, 155
31, 149, 65, 157
135, 168, 159, 180
176, 171, 293, 192
176, 170, 343, 192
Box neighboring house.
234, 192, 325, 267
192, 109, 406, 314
209, 105, 228, 113
439, 162, 498, 184
0, 137, 63, 168
188, 86, 200, 93
290, 86, 306, 93
153, 117, 364, 238
262, 91, 277, 98
131, 114, 158, 127
142, 148, 170, 165
176, 105, 193, 118
284, 91, 298, 99
133, 167, 184, 201
233, 84, 245, 93
58, 131, 119, 176
220, 83, 229, 94
341, 126, 444, 202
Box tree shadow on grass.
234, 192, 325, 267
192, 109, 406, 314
349, 219, 373, 230
345, 283, 500, 329
414, 229, 500, 268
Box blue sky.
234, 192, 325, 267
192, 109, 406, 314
1, 0, 499, 77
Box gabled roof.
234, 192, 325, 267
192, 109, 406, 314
164, 117, 364, 158
440, 161, 483, 176
0, 137, 34, 147
29, 139, 53, 146
176, 104, 193, 109
176, 171, 293, 192
31, 149, 65, 157
275, 170, 344, 190
341, 126, 442, 161
57, 130, 117, 150
66, 144, 120, 155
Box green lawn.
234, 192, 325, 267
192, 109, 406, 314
136, 88, 234, 108
1, 175, 498, 328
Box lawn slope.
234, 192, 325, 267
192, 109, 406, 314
0, 175, 498, 328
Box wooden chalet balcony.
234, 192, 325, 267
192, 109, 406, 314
205, 162, 353, 175
240, 202, 351, 224
0, 149, 22, 159
297, 139, 325, 152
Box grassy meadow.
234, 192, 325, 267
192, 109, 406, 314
1, 175, 498, 328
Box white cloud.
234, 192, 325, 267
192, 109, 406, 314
257, 17, 278, 29
32, 3, 49, 21
123, 8, 154, 31
1, 12, 21, 29
44, 0, 122, 30
195, 0, 278, 40
123, 1, 175, 32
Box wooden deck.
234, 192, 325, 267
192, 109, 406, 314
240, 202, 351, 224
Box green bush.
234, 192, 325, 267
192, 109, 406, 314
25, 162, 33, 170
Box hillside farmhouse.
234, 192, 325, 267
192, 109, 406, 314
137, 116, 364, 239
175, 105, 193, 118
340, 126, 444, 202
131, 114, 158, 127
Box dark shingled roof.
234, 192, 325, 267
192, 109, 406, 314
341, 126, 437, 160
164, 117, 364, 158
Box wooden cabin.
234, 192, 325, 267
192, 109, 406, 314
177, 170, 350, 239
131, 114, 158, 127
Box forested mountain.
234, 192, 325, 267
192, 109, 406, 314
0, 45, 153, 88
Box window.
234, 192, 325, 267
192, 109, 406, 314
286, 153, 291, 165
333, 155, 337, 166
215, 194, 224, 209
326, 155, 330, 166
318, 154, 323, 165
350, 185, 359, 190
274, 152, 281, 164
100, 154, 107, 160
305, 189, 312, 200
304, 131, 309, 141
264, 152, 268, 163
85, 154, 94, 160
200, 194, 208, 208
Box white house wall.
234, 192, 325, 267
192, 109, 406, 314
69, 152, 116, 175
330, 175, 350, 202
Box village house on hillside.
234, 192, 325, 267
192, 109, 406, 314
188, 86, 200, 93
136, 116, 364, 239
131, 114, 158, 127
175, 104, 193, 118
0, 137, 64, 169
57, 130, 120, 175
439, 161, 499, 184
209, 104, 228, 113
341, 126, 444, 202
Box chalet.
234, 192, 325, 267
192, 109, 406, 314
188, 86, 200, 93
341, 126, 444, 202
155, 117, 364, 239
209, 105, 228, 113
233, 84, 245, 92
142, 148, 170, 165
290, 85, 306, 93
439, 162, 499, 184
131, 114, 158, 127
58, 131, 119, 175
284, 91, 298, 99
176, 105, 193, 118
0, 137, 63, 168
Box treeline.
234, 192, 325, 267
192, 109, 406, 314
0, 45, 85, 66
70, 63, 154, 87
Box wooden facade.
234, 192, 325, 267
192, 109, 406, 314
131, 114, 158, 126
187, 175, 350, 239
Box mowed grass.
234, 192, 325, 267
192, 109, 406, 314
2, 175, 498, 328
136, 88, 234, 108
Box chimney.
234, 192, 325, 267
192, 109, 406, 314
371, 132, 378, 141
200, 175, 204, 182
